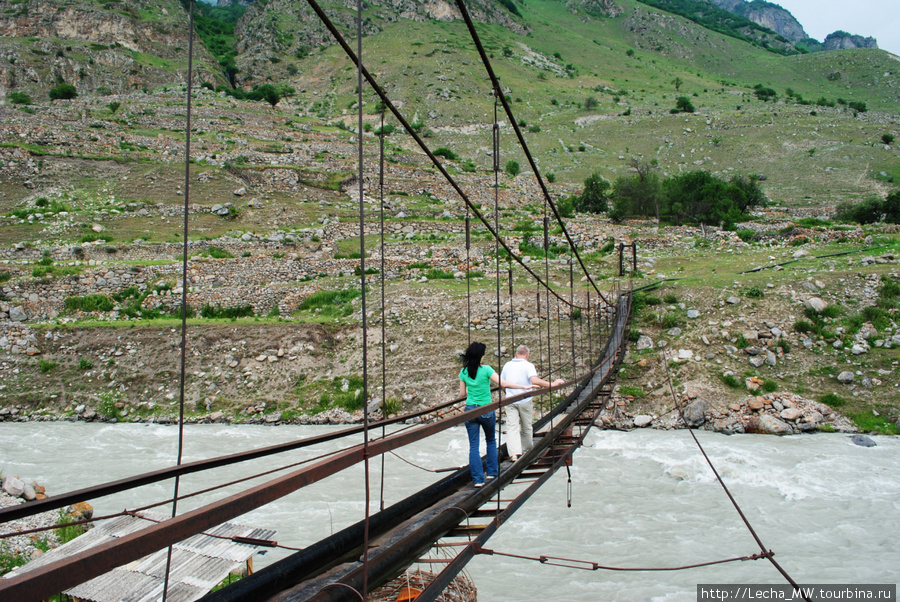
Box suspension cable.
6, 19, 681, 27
163, 2, 196, 598
301, 0, 585, 311
378, 105, 388, 513
451, 0, 609, 305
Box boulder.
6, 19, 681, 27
780, 408, 802, 421
804, 297, 827, 313
749, 357, 765, 368
837, 371, 854, 384
9, 306, 26, 322
725, 296, 740, 305
756, 414, 793, 435
682, 400, 708, 426
636, 335, 653, 350
633, 415, 653, 427
2, 475, 25, 497
792, 249, 811, 259
850, 435, 876, 447
677, 349, 693, 361
687, 310, 700, 319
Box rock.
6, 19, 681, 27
83, 409, 97, 420
851, 344, 867, 355
636, 335, 653, 350
850, 435, 876, 447
725, 296, 740, 305
756, 414, 793, 435
9, 306, 26, 322
837, 371, 854, 384
677, 349, 693, 361
765, 351, 777, 366
792, 249, 811, 259
210, 411, 226, 423
749, 357, 765, 368
264, 412, 282, 423
22, 482, 36, 501
682, 400, 708, 426
748, 397, 765, 410
2, 475, 25, 497
780, 408, 802, 421
804, 297, 827, 313
234, 187, 247, 197
367, 398, 383, 413
67, 501, 94, 521
633, 415, 652, 427
667, 327, 682, 336
687, 310, 700, 319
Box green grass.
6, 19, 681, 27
200, 304, 254, 319
64, 294, 115, 313
720, 373, 742, 389
847, 410, 900, 435
820, 392, 846, 408
619, 385, 645, 398
295, 289, 362, 319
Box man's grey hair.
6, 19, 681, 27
516, 345, 529, 356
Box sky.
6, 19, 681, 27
770, 0, 900, 55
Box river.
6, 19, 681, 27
1, 423, 897, 601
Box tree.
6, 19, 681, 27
674, 96, 694, 113
246, 83, 280, 106
505, 160, 520, 178
575, 173, 611, 213
673, 77, 683, 91
728, 174, 767, 213
662, 171, 739, 226
48, 83, 77, 100
584, 96, 599, 110
107, 101, 121, 114
610, 164, 663, 222
883, 191, 900, 224
881, 133, 894, 145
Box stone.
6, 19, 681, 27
687, 310, 700, 319
780, 408, 802, 421
264, 412, 282, 423
636, 335, 653, 350
850, 435, 876, 447
2, 475, 25, 497
677, 349, 693, 361
749, 357, 765, 368
725, 296, 740, 305
837, 371, 854, 384
9, 306, 26, 322
633, 415, 652, 427
748, 397, 764, 410
792, 249, 811, 259
765, 351, 777, 366
210, 411, 226, 423
756, 414, 793, 435
234, 187, 247, 197
667, 327, 682, 337
367, 398, 382, 414
851, 344, 867, 355
22, 482, 36, 501
804, 297, 827, 313
682, 400, 708, 426
67, 502, 94, 521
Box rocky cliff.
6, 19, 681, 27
823, 31, 878, 50
0, 0, 222, 101
707, 0, 806, 42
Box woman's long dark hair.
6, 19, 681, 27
461, 342, 486, 380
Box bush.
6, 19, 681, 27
505, 160, 520, 177
49, 83, 77, 100
65, 294, 114, 313
207, 246, 233, 259
78, 358, 93, 370
296, 289, 361, 318
674, 96, 694, 113
38, 359, 57, 373
200, 304, 254, 319
720, 373, 741, 389
848, 100, 867, 113
557, 196, 575, 218
745, 286, 764, 299
761, 379, 778, 393
434, 147, 459, 161
820, 392, 846, 408
882, 134, 895, 145
8, 92, 31, 105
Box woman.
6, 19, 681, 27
459, 342, 532, 487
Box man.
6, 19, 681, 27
500, 345, 565, 462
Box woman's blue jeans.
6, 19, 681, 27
465, 405, 498, 484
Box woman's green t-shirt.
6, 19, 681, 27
459, 364, 495, 406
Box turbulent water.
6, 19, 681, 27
1, 424, 897, 601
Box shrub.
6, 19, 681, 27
78, 358, 93, 370
8, 92, 31, 105
49, 83, 77, 100
848, 100, 867, 113
424, 268, 454, 280
0, 272, 10, 283
761, 379, 778, 393
557, 196, 575, 218
627, 328, 641, 342
65, 294, 114, 313
434, 147, 459, 161
882, 134, 895, 145
720, 373, 741, 389
207, 246, 233, 259
674, 96, 694, 113
107, 101, 120, 114
38, 359, 57, 373
296, 289, 361, 318
200, 304, 254, 319
820, 392, 846, 408
584, 96, 598, 110
505, 160, 520, 177
745, 286, 764, 299
546, 172, 556, 183
663, 292, 678, 304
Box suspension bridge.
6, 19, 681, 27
0, 0, 810, 599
